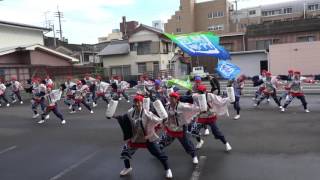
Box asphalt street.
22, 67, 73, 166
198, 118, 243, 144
0, 95, 320, 180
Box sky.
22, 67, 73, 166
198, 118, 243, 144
0, 0, 298, 44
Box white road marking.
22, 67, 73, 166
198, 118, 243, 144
190, 156, 207, 180
0, 146, 17, 155
49, 150, 100, 180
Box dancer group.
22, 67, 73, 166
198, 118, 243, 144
0, 70, 318, 179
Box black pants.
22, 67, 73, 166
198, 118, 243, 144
94, 95, 109, 104
41, 105, 64, 121
12, 91, 22, 101
0, 94, 8, 103
73, 99, 92, 111
233, 96, 240, 115
283, 95, 308, 110
121, 141, 169, 170
160, 130, 196, 158
195, 122, 227, 144
257, 93, 281, 106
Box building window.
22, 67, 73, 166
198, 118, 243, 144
137, 41, 151, 55
256, 39, 272, 50
130, 43, 137, 51
111, 65, 131, 80
297, 36, 316, 42
208, 11, 224, 19
221, 43, 233, 51
249, 10, 256, 15
176, 16, 181, 21
153, 62, 160, 73
240, 24, 247, 29
283, 7, 293, 14
208, 24, 224, 31
262, 9, 282, 16
308, 4, 320, 11
137, 63, 147, 74
176, 28, 182, 33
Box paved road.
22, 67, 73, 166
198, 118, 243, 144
0, 95, 320, 180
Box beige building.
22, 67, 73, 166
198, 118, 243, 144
98, 29, 123, 43
166, 0, 320, 34
269, 41, 320, 76
166, 0, 233, 34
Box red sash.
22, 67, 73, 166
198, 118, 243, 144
128, 140, 147, 149
197, 115, 217, 124
165, 127, 184, 138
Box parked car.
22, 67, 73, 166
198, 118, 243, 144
190, 66, 209, 79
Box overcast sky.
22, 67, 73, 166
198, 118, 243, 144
0, 0, 298, 44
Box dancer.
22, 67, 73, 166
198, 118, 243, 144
192, 85, 232, 151
10, 76, 24, 104
31, 78, 47, 119
71, 80, 94, 114
254, 72, 282, 109
93, 76, 110, 107
117, 77, 130, 102
159, 92, 200, 165
64, 76, 76, 110
38, 87, 66, 125
0, 79, 10, 107
281, 71, 314, 113
114, 95, 173, 178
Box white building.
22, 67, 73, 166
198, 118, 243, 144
152, 20, 165, 31
99, 24, 174, 80
230, 50, 268, 77
98, 29, 123, 43
0, 20, 50, 49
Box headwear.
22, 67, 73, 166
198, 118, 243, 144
76, 80, 82, 85
169, 92, 180, 99
288, 69, 294, 73
197, 85, 207, 93
194, 76, 202, 82
47, 84, 53, 89
294, 71, 301, 75
96, 75, 102, 80
133, 95, 144, 102
155, 79, 161, 86
11, 76, 17, 81
262, 69, 267, 74
265, 72, 272, 77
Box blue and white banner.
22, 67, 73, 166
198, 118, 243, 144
216, 61, 241, 80
165, 32, 230, 60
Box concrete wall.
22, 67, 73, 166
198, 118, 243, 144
30, 50, 72, 66
231, 52, 267, 77
269, 41, 320, 75
0, 25, 44, 49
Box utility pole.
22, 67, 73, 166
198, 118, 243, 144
55, 6, 64, 41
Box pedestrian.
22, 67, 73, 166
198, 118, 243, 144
209, 75, 221, 95
232, 75, 245, 120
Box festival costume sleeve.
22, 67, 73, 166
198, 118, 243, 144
207, 93, 230, 117
143, 110, 162, 141
115, 113, 133, 141
177, 102, 201, 125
